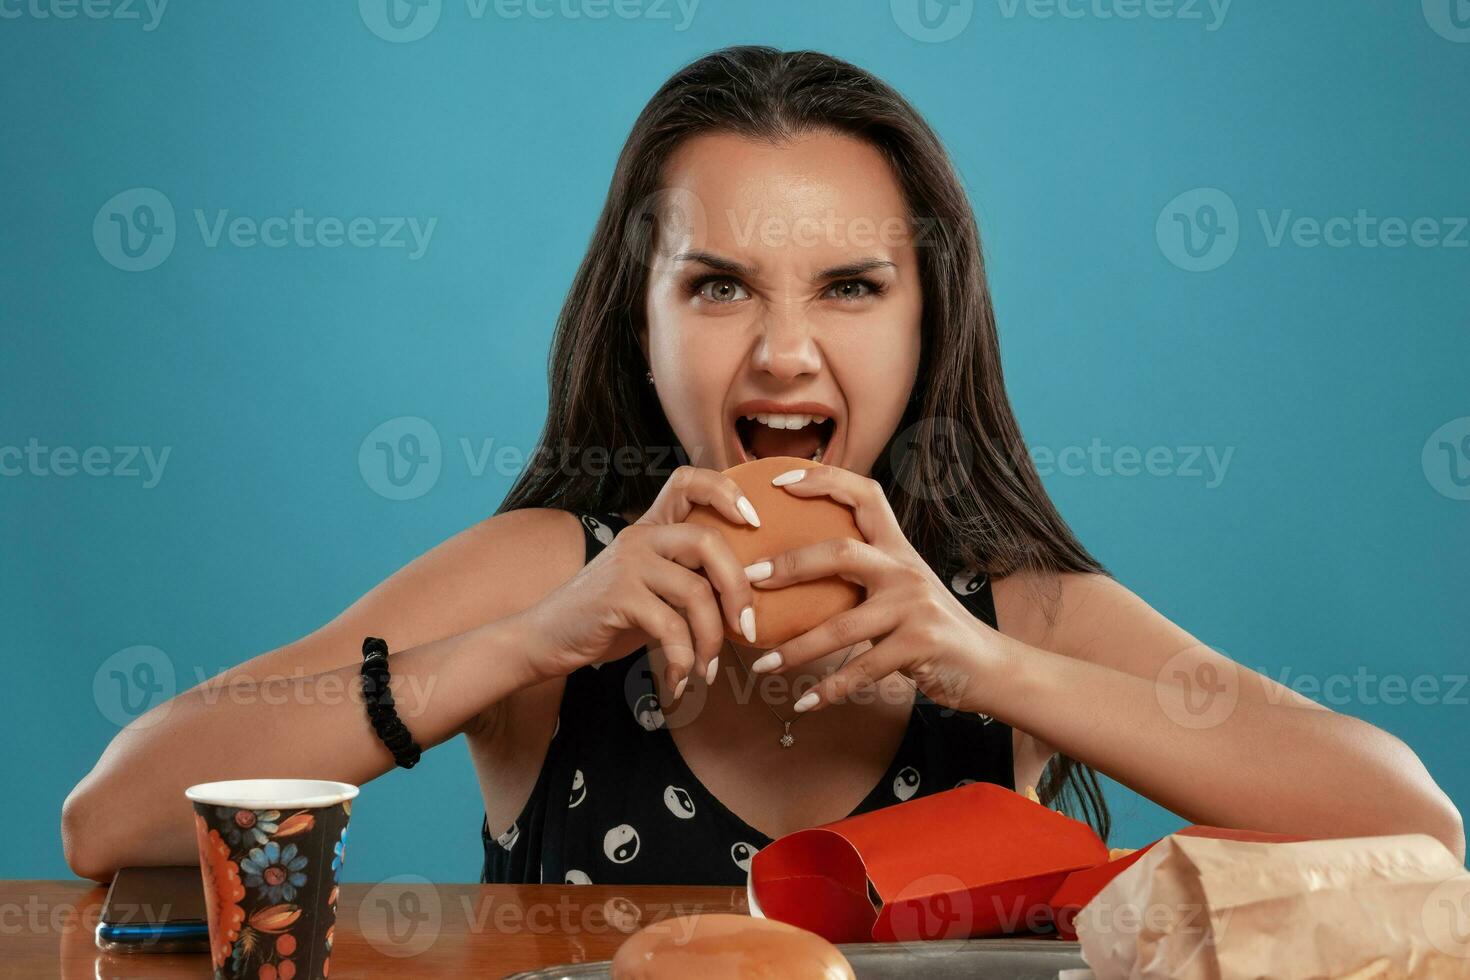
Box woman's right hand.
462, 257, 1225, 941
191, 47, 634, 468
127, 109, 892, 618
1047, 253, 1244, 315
514, 466, 762, 698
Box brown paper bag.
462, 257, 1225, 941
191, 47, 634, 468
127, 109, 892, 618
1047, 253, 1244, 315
1073, 832, 1470, 979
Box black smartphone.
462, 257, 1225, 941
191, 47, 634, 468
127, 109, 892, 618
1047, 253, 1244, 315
95, 866, 211, 953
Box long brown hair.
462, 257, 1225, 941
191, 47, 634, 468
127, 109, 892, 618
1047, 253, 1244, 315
497, 46, 1112, 844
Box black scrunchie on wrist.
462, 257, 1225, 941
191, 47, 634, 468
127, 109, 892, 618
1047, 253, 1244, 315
361, 636, 422, 769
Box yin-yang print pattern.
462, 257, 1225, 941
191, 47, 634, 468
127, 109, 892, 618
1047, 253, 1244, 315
580, 513, 617, 548
893, 765, 921, 801
949, 564, 995, 724
480, 511, 1016, 887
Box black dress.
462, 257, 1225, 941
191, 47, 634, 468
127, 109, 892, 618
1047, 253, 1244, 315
481, 510, 1014, 886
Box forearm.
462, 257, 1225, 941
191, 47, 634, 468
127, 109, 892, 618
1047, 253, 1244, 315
63, 614, 541, 878
987, 637, 1466, 862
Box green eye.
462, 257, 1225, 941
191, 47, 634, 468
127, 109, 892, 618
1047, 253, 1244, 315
696, 278, 749, 303
826, 279, 883, 301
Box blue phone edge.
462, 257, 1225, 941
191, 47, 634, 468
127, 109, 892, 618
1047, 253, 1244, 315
97, 921, 210, 940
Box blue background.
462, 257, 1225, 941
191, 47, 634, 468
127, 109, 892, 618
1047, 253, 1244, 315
3, 1, 1466, 884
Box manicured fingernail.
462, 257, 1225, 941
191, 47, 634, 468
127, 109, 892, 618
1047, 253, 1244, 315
793, 690, 820, 712
705, 657, 719, 686
771, 469, 806, 487
736, 495, 761, 527
739, 605, 757, 644
751, 650, 783, 673
744, 560, 773, 583
674, 675, 688, 700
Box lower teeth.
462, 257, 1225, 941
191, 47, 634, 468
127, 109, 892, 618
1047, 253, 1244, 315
811, 445, 824, 463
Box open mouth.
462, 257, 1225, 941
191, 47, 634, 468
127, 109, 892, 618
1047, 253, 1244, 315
733, 412, 837, 465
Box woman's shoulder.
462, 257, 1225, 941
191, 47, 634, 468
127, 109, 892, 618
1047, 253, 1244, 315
990, 568, 1116, 654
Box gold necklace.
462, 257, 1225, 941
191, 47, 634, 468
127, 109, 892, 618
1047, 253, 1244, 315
725, 638, 857, 749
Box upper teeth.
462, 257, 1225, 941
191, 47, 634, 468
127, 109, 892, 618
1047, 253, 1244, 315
744, 413, 828, 429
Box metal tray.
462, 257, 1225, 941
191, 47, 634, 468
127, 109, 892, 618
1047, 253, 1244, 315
505, 936, 1088, 979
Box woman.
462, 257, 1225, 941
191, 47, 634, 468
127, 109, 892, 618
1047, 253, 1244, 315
62, 47, 1464, 887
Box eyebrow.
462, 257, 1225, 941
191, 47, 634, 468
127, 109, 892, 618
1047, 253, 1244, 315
673, 250, 897, 283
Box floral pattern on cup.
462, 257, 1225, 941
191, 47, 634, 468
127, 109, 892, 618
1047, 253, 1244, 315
195, 814, 247, 971
242, 841, 310, 903
218, 807, 281, 848
332, 825, 348, 876
193, 798, 351, 980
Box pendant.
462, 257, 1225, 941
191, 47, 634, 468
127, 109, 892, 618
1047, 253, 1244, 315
780, 722, 795, 748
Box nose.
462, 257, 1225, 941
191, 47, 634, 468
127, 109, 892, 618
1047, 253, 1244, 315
750, 307, 822, 381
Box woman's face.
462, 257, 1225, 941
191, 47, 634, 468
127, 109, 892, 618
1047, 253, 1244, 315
641, 130, 923, 476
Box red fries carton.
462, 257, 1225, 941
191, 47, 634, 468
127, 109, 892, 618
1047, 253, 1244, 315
746, 782, 1312, 945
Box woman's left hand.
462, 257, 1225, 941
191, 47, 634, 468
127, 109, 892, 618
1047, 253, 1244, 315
746, 463, 1014, 715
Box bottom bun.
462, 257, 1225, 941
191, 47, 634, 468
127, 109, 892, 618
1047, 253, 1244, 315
610, 912, 854, 980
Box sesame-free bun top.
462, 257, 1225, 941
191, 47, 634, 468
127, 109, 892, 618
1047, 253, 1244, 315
684, 456, 865, 649
610, 912, 855, 980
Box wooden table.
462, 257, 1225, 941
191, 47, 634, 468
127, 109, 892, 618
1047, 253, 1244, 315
0, 878, 752, 978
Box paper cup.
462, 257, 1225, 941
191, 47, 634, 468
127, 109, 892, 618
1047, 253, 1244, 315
186, 779, 358, 980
